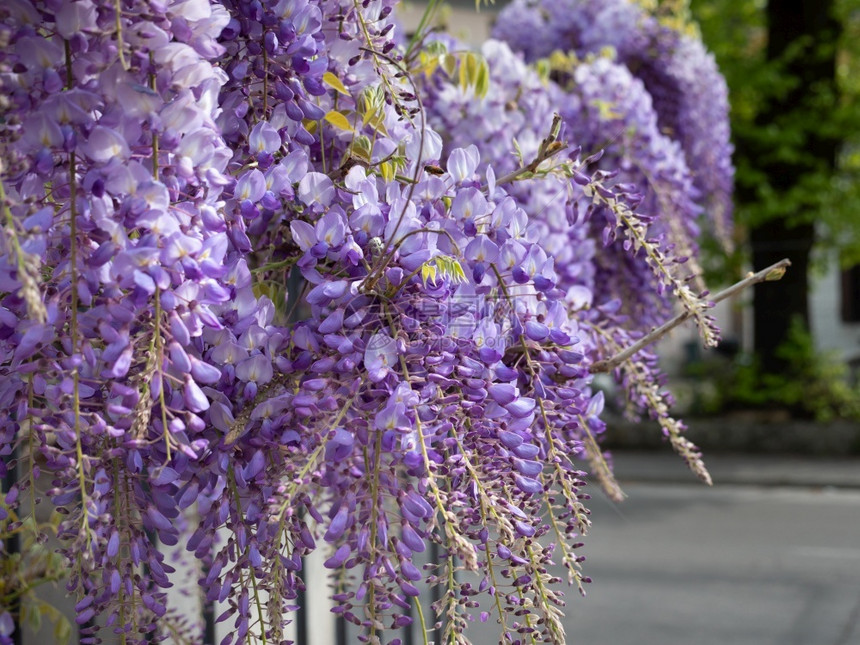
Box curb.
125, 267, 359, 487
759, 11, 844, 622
608, 450, 860, 490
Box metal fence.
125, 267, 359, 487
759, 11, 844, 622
4, 450, 445, 645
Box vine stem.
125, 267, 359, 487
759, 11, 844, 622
413, 595, 430, 645
0, 179, 42, 323
272, 388, 361, 523
226, 467, 268, 645
404, 0, 443, 59
590, 258, 791, 373
149, 54, 159, 180
64, 40, 91, 546
262, 46, 269, 117
112, 462, 128, 645
154, 289, 171, 461
364, 428, 383, 641
114, 0, 129, 70
578, 414, 625, 502
483, 113, 567, 190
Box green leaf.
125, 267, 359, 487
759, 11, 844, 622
365, 112, 388, 136
512, 137, 524, 165
324, 110, 354, 132
430, 256, 468, 285
27, 602, 43, 634
360, 85, 385, 117
535, 58, 551, 83
54, 615, 72, 645
359, 87, 388, 132
475, 58, 491, 98
425, 40, 448, 57
459, 52, 480, 91
442, 53, 458, 77
350, 135, 373, 163
420, 262, 437, 286
592, 98, 622, 120
765, 266, 787, 281
380, 161, 395, 182
453, 261, 467, 283
323, 71, 350, 96
417, 51, 440, 78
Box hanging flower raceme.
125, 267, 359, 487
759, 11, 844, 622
493, 0, 734, 247
419, 37, 698, 334
417, 36, 717, 482
0, 0, 278, 639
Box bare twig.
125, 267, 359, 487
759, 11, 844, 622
484, 113, 568, 190
590, 258, 791, 373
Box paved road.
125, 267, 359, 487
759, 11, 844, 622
465, 482, 860, 645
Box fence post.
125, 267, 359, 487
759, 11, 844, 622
2, 446, 22, 645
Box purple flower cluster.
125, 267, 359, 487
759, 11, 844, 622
563, 55, 705, 329
1, 0, 244, 636
493, 0, 734, 246
420, 37, 719, 439
422, 38, 694, 332
0, 1, 729, 643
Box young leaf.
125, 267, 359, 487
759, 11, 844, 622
323, 71, 350, 96
535, 58, 552, 83
442, 53, 458, 77
380, 161, 395, 182
421, 262, 438, 286
54, 615, 73, 645
365, 111, 388, 136
417, 51, 440, 78
459, 52, 479, 91
28, 602, 43, 633
303, 118, 319, 135
324, 110, 354, 132
350, 135, 373, 163
475, 58, 491, 99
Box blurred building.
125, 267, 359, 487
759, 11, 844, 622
397, 0, 501, 46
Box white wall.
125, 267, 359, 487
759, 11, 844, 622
397, 1, 497, 46
810, 251, 860, 365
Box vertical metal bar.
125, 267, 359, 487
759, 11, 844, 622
335, 614, 347, 645
403, 599, 414, 645
288, 266, 309, 645
2, 447, 22, 645
202, 582, 216, 644
144, 529, 158, 643
296, 575, 308, 644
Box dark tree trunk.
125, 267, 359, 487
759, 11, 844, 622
745, 0, 842, 374
750, 222, 814, 373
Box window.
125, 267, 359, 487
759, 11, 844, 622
841, 264, 860, 322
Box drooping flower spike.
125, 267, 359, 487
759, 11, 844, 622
494, 0, 734, 248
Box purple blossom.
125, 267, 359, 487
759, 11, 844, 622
298, 172, 335, 207
446, 145, 480, 183
364, 332, 397, 382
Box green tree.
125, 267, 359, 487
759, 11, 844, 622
691, 0, 860, 374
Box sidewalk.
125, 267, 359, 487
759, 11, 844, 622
609, 450, 860, 489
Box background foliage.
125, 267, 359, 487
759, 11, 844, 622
691, 0, 860, 265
